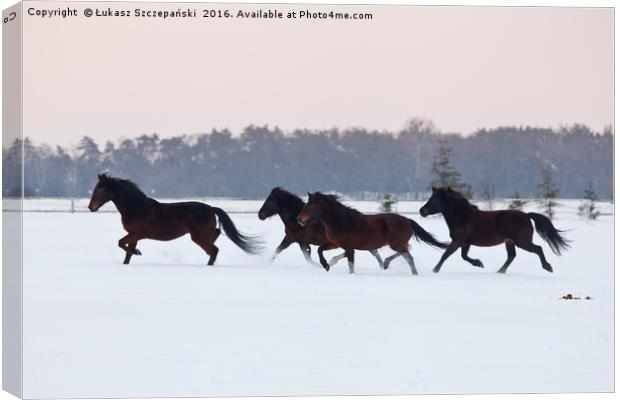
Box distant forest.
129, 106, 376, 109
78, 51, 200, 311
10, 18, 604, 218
2, 120, 614, 199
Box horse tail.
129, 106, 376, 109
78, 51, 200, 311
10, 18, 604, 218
527, 212, 570, 256
212, 207, 264, 255
409, 219, 449, 249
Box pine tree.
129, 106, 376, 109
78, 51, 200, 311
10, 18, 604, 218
75, 136, 102, 195
508, 191, 527, 211
578, 182, 600, 220
431, 138, 472, 197
379, 189, 398, 213
536, 164, 560, 220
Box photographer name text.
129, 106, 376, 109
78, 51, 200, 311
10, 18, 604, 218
26, 6, 373, 21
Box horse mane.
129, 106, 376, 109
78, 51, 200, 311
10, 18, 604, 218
106, 176, 151, 202
440, 187, 478, 210
273, 187, 305, 211
313, 192, 362, 216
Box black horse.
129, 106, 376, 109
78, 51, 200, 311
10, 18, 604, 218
419, 186, 570, 273
258, 187, 384, 268
88, 174, 263, 265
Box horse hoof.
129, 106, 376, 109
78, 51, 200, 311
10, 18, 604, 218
432, 268, 440, 273
497, 269, 506, 274
544, 265, 554, 273
133, 249, 142, 255
322, 264, 330, 272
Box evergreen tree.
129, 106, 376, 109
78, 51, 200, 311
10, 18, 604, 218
379, 189, 398, 213
431, 137, 472, 197
578, 182, 600, 220
75, 136, 102, 195
508, 191, 527, 211
3, 138, 23, 196
3, 122, 615, 199
536, 164, 560, 220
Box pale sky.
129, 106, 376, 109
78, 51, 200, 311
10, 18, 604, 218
20, 2, 613, 147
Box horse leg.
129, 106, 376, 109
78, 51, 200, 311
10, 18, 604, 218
328, 252, 346, 267
369, 249, 385, 269
460, 244, 484, 268
497, 242, 516, 273
190, 233, 219, 266
318, 243, 338, 271
517, 242, 553, 273
299, 243, 319, 266
271, 236, 293, 262
345, 249, 355, 274
383, 253, 402, 270
118, 234, 141, 265
118, 234, 141, 255
205, 244, 219, 266
123, 242, 138, 264
433, 241, 460, 273
401, 251, 418, 275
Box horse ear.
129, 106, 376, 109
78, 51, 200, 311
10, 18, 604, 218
99, 172, 110, 182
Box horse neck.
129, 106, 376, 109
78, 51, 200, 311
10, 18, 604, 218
441, 204, 474, 231
277, 202, 304, 225
276, 196, 305, 225
111, 189, 151, 217
318, 203, 355, 232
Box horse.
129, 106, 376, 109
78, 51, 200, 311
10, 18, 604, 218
297, 192, 448, 275
419, 186, 570, 273
88, 174, 263, 265
258, 187, 385, 268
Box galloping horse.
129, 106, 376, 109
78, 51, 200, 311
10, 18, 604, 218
419, 187, 570, 273
258, 187, 384, 268
297, 192, 447, 275
88, 174, 263, 265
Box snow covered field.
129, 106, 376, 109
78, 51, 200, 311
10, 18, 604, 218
20, 198, 613, 398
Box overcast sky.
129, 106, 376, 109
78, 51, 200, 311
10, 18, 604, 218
20, 3, 613, 147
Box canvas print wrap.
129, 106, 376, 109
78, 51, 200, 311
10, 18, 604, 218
2, 2, 614, 398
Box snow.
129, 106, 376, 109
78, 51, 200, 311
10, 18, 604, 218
21, 199, 613, 398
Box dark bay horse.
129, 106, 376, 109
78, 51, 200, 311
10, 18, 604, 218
419, 187, 570, 273
297, 192, 447, 275
88, 174, 263, 265
258, 187, 384, 268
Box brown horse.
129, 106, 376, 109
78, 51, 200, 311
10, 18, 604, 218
419, 187, 570, 273
88, 174, 263, 265
258, 187, 384, 268
297, 192, 447, 275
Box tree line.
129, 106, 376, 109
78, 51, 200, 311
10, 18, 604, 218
2, 119, 613, 200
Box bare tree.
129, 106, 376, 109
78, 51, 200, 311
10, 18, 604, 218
480, 178, 496, 210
